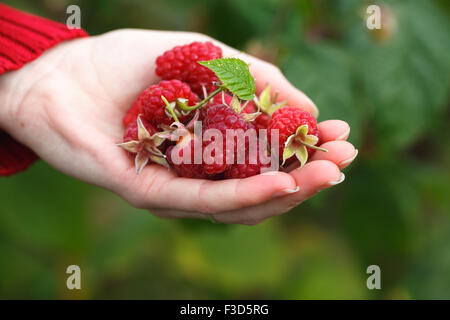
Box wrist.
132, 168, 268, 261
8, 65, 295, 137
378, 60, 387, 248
0, 44, 66, 135
0, 69, 23, 131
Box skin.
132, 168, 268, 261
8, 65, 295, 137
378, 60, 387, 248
0, 30, 357, 225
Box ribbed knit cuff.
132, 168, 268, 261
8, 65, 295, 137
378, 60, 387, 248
0, 131, 38, 176
0, 3, 88, 176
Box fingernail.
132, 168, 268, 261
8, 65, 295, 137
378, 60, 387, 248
339, 149, 358, 167
336, 126, 351, 141
272, 186, 300, 198
327, 172, 345, 186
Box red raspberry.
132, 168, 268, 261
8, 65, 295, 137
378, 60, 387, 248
201, 104, 254, 175
166, 141, 209, 179
211, 93, 271, 131
156, 41, 222, 96
211, 92, 233, 106
254, 114, 271, 130
119, 117, 168, 174
241, 100, 272, 131
122, 103, 141, 127
123, 117, 156, 142
224, 146, 270, 179
268, 107, 320, 160
166, 136, 222, 180
134, 80, 199, 127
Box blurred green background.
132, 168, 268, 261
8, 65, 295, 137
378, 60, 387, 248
1, 0, 449, 299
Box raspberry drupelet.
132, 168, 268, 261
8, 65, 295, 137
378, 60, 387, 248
156, 41, 222, 96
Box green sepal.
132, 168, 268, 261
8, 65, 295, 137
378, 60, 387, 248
281, 124, 328, 167
230, 95, 242, 113
294, 145, 308, 167
254, 84, 287, 115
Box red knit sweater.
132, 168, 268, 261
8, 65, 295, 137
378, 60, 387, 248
0, 3, 88, 176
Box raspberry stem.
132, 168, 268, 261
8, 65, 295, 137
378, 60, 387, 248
161, 95, 180, 123
177, 86, 224, 111
302, 143, 328, 152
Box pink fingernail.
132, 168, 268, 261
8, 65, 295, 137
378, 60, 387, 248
336, 127, 351, 140
272, 186, 300, 198
339, 149, 358, 167
327, 172, 345, 186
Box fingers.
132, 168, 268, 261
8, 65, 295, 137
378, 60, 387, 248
122, 167, 298, 214
310, 141, 358, 170
281, 120, 353, 172
318, 120, 350, 142
137, 160, 344, 225
211, 160, 343, 224
311, 120, 357, 170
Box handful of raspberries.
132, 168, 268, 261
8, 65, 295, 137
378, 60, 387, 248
118, 41, 327, 179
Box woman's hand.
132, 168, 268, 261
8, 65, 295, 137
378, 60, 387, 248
0, 29, 357, 225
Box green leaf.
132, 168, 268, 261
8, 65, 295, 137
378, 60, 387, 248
346, 0, 450, 149
282, 44, 363, 147
198, 58, 255, 100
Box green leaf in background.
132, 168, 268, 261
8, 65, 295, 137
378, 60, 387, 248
407, 221, 450, 299
282, 44, 363, 146
199, 58, 255, 100
347, 0, 450, 149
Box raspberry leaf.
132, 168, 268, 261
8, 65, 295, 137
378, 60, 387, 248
198, 58, 255, 100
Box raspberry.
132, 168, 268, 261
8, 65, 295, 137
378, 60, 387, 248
123, 117, 156, 142
118, 117, 168, 174
211, 92, 233, 106
156, 41, 222, 96
166, 141, 209, 179
201, 104, 253, 175
166, 136, 222, 179
122, 103, 141, 127
211, 93, 271, 131
224, 146, 270, 179
241, 100, 272, 131
268, 107, 321, 165
254, 113, 271, 130
134, 80, 199, 127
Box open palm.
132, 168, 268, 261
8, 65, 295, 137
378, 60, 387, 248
2, 29, 357, 224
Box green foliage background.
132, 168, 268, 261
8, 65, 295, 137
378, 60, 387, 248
1, 0, 449, 299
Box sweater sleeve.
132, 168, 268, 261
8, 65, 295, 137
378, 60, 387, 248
0, 3, 88, 176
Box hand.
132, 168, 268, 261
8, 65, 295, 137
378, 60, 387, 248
0, 29, 357, 225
